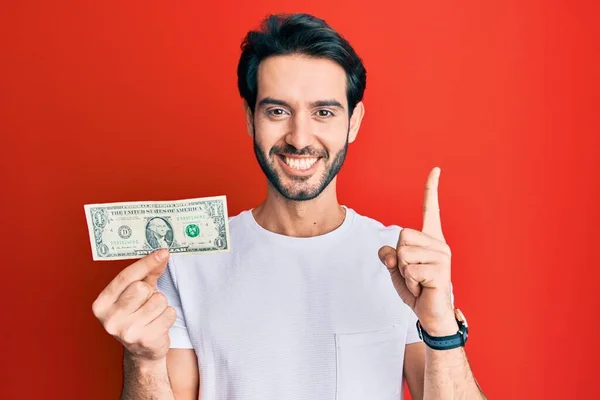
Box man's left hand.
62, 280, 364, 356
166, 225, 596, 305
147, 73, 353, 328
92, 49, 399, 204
378, 167, 458, 336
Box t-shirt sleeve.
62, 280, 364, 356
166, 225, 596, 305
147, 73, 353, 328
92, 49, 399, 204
156, 258, 193, 349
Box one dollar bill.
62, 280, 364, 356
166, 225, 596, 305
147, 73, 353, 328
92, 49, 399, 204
84, 195, 231, 261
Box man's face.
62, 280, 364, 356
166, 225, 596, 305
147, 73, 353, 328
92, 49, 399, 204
151, 220, 168, 236
248, 54, 362, 201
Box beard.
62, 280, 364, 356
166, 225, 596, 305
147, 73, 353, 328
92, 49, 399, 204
253, 128, 349, 202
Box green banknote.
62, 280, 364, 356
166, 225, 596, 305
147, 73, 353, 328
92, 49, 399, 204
84, 196, 230, 261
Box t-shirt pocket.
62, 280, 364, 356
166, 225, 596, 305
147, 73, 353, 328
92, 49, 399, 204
335, 325, 406, 400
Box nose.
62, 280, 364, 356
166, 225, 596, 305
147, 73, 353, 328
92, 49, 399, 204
284, 113, 314, 150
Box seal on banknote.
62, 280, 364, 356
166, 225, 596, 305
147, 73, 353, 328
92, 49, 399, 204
185, 224, 200, 238
118, 225, 132, 239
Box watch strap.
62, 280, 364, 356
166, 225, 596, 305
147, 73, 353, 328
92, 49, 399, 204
416, 319, 468, 350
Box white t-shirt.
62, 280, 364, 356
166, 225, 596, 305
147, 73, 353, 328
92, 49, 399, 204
157, 207, 421, 400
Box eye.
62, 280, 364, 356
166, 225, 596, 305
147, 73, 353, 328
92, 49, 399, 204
316, 109, 334, 118
266, 108, 288, 117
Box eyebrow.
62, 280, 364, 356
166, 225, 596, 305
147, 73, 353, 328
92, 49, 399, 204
257, 97, 345, 110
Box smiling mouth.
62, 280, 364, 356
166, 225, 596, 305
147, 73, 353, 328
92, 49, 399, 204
278, 155, 321, 171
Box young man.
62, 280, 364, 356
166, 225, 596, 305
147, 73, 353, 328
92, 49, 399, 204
92, 13, 486, 400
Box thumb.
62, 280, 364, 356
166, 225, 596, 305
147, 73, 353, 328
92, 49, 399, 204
378, 246, 398, 271
378, 245, 416, 308
142, 249, 169, 289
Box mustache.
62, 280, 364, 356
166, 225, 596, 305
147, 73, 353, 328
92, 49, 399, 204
269, 144, 329, 159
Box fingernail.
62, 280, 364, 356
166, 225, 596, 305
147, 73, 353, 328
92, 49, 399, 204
383, 258, 388, 267
154, 249, 168, 262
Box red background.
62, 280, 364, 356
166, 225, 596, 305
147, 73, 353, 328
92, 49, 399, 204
1, 1, 599, 399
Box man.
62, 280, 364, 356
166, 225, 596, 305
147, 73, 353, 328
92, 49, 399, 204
92, 13, 486, 400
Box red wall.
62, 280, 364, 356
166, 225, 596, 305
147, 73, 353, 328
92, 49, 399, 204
1, 1, 598, 399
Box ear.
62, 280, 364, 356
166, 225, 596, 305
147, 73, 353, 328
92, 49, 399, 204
348, 101, 365, 144
243, 100, 254, 138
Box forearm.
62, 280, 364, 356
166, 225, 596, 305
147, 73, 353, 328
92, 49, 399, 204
424, 346, 486, 400
121, 351, 175, 400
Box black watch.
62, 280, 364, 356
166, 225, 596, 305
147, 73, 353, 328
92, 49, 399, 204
416, 308, 469, 351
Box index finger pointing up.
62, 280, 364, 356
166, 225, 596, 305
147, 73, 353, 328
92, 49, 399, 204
422, 167, 445, 242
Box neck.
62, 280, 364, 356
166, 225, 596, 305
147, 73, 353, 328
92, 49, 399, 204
252, 178, 346, 238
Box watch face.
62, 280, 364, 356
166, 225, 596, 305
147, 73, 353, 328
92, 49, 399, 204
455, 308, 468, 328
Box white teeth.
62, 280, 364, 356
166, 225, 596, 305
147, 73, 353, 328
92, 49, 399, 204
283, 157, 318, 170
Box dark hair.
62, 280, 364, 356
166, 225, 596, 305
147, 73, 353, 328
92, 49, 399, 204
237, 13, 367, 116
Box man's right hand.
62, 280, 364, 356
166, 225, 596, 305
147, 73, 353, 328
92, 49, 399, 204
92, 249, 176, 363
